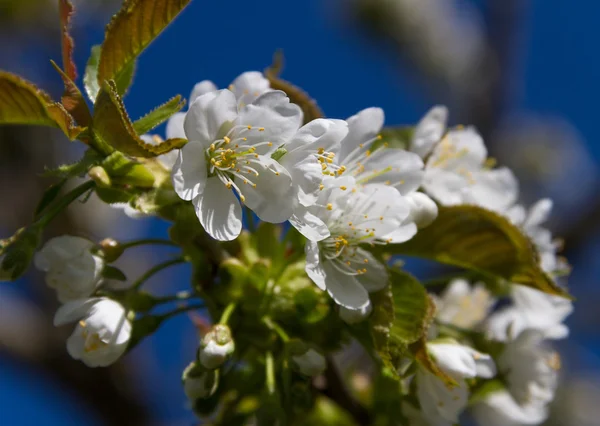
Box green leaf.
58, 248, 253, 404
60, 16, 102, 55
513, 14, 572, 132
265, 52, 323, 124
132, 95, 185, 135
103, 265, 127, 281
43, 148, 103, 179
84, 45, 101, 102
98, 0, 192, 95
382, 205, 572, 299
0, 71, 82, 139
101, 151, 155, 187
369, 270, 434, 373
371, 126, 414, 151
92, 80, 187, 156
0, 225, 42, 281
34, 179, 68, 219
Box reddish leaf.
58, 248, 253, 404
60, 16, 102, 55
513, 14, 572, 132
59, 0, 77, 80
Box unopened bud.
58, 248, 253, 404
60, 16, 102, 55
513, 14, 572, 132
88, 166, 111, 187
182, 362, 218, 400
405, 192, 438, 228
339, 301, 373, 324
292, 348, 326, 377
199, 324, 235, 369
99, 238, 124, 262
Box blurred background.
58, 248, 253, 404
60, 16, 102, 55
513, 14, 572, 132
0, 0, 599, 424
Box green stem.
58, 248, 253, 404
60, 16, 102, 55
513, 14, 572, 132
131, 256, 186, 291
244, 206, 256, 232
262, 317, 290, 342
265, 351, 275, 394
120, 238, 178, 250
37, 180, 95, 227
219, 302, 237, 325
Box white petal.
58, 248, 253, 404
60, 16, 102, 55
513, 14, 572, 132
339, 107, 384, 162
423, 168, 470, 206
184, 90, 238, 145
305, 241, 326, 291
486, 306, 524, 342
34, 236, 95, 271
281, 152, 324, 207
289, 206, 330, 241
428, 342, 479, 379
237, 91, 302, 154
523, 198, 553, 228
54, 298, 101, 326
382, 223, 418, 244
465, 167, 519, 213
230, 71, 271, 106
322, 261, 370, 309
166, 112, 186, 139
193, 177, 243, 241
471, 390, 549, 426
411, 105, 448, 158
417, 369, 468, 424
238, 157, 295, 223
171, 141, 208, 201
404, 192, 438, 228
426, 126, 487, 171
189, 80, 218, 104
285, 118, 348, 155
355, 148, 424, 195
353, 249, 388, 292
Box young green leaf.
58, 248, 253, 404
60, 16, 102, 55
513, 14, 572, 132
265, 52, 323, 124
369, 270, 435, 373
98, 0, 192, 95
381, 205, 572, 299
0, 71, 82, 139
92, 81, 187, 157
84, 45, 101, 102
34, 178, 68, 219
101, 151, 155, 188
132, 95, 186, 135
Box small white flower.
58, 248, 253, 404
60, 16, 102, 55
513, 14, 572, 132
411, 106, 519, 213
434, 279, 495, 330
295, 179, 413, 310
471, 389, 549, 426
199, 324, 235, 370
53, 297, 131, 367
405, 191, 439, 228
339, 300, 373, 324
292, 348, 326, 376
34, 236, 104, 303
277, 118, 348, 207
172, 89, 303, 241
486, 284, 572, 341
507, 198, 563, 274
498, 329, 560, 407
416, 341, 496, 425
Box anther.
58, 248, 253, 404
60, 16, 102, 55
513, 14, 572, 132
326, 203, 333, 211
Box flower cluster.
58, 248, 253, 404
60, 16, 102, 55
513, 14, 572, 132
7, 68, 571, 424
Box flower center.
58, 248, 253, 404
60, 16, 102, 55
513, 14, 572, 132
205, 125, 276, 202
79, 320, 109, 353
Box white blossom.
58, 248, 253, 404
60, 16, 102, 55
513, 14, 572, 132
292, 348, 326, 376
276, 118, 348, 207
412, 106, 519, 213
404, 191, 439, 228
34, 236, 104, 303
184, 368, 218, 400
53, 297, 131, 367
471, 389, 549, 426
172, 89, 302, 241
296, 178, 413, 310
498, 329, 560, 407
434, 278, 495, 330
487, 284, 572, 341
199, 324, 235, 370
416, 341, 496, 425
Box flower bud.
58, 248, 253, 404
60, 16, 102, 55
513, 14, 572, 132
292, 347, 326, 377
182, 361, 218, 400
199, 324, 235, 369
88, 166, 111, 187
339, 301, 373, 324
405, 192, 438, 228
34, 236, 104, 303
99, 238, 124, 263
54, 297, 131, 367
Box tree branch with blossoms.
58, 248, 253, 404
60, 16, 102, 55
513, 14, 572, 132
0, 1, 574, 425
